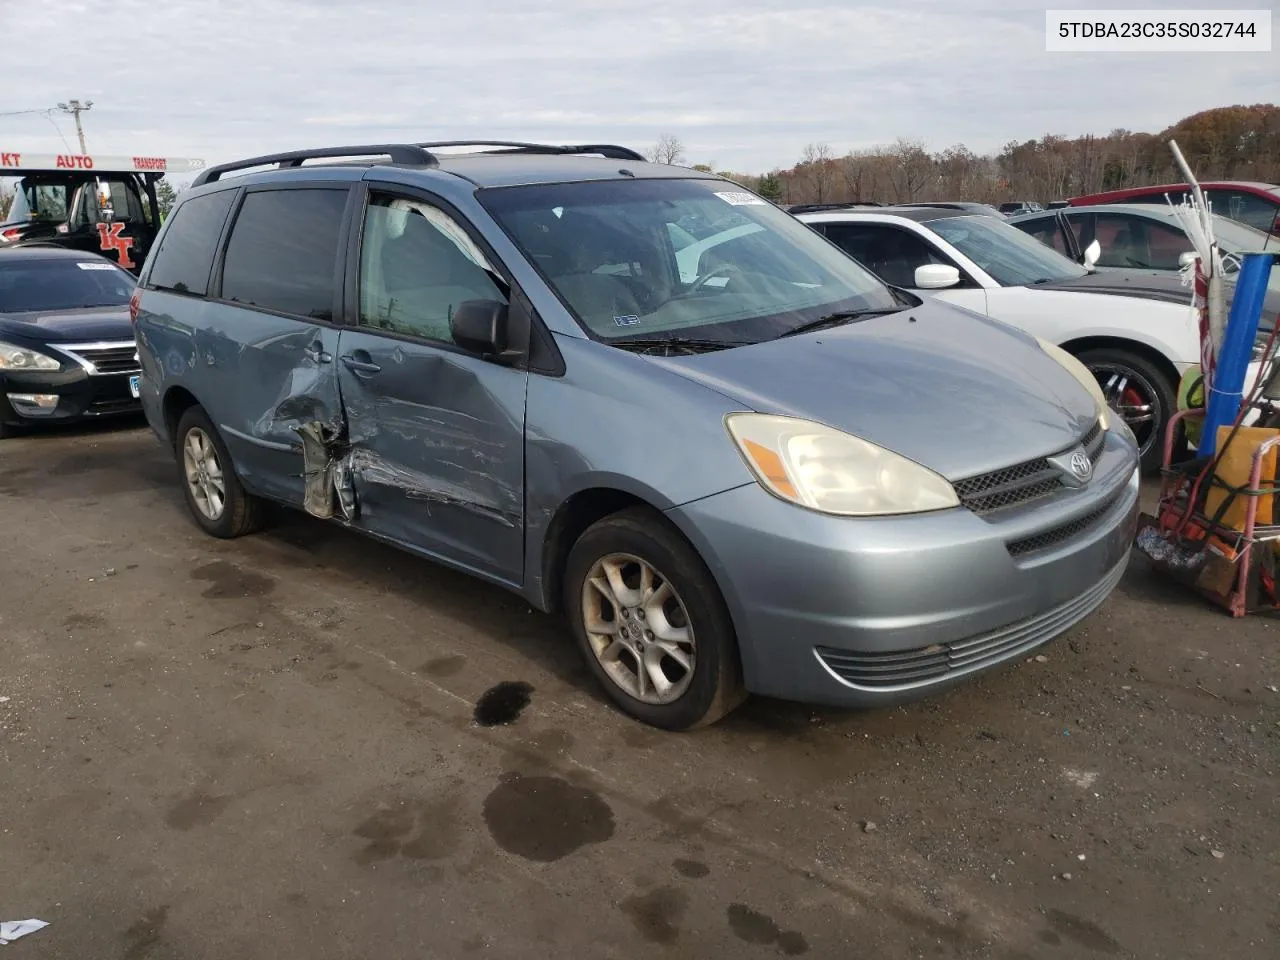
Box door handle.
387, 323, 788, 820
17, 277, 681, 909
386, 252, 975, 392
304, 343, 332, 364
341, 354, 382, 375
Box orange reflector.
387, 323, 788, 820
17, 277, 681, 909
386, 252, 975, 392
743, 439, 798, 499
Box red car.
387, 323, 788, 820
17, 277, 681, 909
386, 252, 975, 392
1068, 181, 1280, 235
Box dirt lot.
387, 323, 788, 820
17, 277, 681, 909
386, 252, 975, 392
2, 419, 1277, 959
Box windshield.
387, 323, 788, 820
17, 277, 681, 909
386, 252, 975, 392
479, 178, 899, 343
1212, 215, 1274, 254
5, 178, 73, 223
0, 259, 136, 312
928, 215, 1088, 286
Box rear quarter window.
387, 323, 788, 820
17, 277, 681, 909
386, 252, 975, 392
147, 189, 238, 296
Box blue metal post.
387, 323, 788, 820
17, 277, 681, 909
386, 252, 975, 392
1197, 252, 1277, 457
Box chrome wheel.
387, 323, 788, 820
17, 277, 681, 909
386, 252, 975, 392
580, 553, 696, 705
183, 427, 226, 520
1091, 362, 1161, 457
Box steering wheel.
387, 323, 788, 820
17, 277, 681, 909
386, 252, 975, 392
688, 263, 745, 294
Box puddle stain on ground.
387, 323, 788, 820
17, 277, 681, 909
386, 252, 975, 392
64, 612, 108, 630
191, 560, 277, 599
673, 858, 710, 879
620, 886, 687, 945
482, 773, 614, 862
419, 654, 467, 679
122, 905, 169, 960
474, 681, 534, 726
727, 904, 809, 955
164, 791, 232, 830
351, 796, 461, 865
1043, 909, 1121, 954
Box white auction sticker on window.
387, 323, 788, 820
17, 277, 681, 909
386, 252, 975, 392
714, 191, 766, 206
76, 262, 117, 271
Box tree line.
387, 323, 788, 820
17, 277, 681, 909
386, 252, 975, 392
650, 104, 1280, 206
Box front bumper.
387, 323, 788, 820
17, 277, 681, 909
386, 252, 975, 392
666, 428, 1140, 708
1, 365, 140, 426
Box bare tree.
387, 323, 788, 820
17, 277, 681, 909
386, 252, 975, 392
798, 143, 836, 203
647, 134, 686, 166
887, 138, 934, 202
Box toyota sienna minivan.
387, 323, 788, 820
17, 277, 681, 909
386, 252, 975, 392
132, 141, 1140, 729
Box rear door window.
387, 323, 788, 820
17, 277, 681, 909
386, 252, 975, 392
147, 189, 237, 295
220, 188, 348, 320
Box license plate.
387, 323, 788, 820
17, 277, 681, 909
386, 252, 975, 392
128, 375, 141, 399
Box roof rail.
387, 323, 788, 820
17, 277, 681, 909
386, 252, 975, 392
418, 141, 647, 162
191, 144, 438, 187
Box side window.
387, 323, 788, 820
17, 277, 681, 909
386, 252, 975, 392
1017, 217, 1070, 257
1141, 219, 1193, 270
823, 223, 958, 288
358, 194, 507, 345
221, 188, 348, 320
147, 189, 238, 295
1093, 213, 1148, 268
1205, 190, 1278, 233
1064, 213, 1091, 252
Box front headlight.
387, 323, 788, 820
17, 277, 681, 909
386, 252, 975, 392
725, 413, 959, 516
1036, 338, 1109, 430
0, 341, 61, 371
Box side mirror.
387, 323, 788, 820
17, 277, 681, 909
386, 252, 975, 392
914, 264, 961, 289
1083, 239, 1101, 270
451, 299, 509, 355
1178, 251, 1198, 269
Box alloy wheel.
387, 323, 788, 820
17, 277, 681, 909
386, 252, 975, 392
183, 427, 226, 520
1090, 362, 1161, 458
580, 553, 696, 704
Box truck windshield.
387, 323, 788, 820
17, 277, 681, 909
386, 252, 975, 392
479, 178, 900, 343
5, 179, 72, 223
0, 259, 136, 312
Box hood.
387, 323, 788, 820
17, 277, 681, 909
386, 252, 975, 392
1036, 270, 1200, 304
0, 306, 133, 343
648, 299, 1098, 480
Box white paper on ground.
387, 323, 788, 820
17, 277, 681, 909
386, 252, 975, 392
0, 919, 49, 945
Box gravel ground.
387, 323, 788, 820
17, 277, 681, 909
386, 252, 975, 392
2, 419, 1277, 959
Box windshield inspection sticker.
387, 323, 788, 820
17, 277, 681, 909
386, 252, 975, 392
614, 314, 641, 326
76, 262, 117, 271
714, 191, 766, 206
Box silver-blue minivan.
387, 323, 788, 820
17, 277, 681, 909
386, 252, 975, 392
132, 142, 1140, 729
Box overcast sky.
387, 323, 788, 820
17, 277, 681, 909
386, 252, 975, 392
3, 0, 1277, 175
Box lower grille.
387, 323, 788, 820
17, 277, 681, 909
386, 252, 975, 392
59, 342, 139, 375
954, 419, 1105, 516
815, 560, 1127, 690
1006, 490, 1123, 558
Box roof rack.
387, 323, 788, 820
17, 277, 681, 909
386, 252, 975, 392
418, 141, 647, 162
191, 144, 438, 187
786, 202, 881, 214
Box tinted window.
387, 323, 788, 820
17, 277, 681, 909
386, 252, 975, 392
1204, 189, 1280, 233
359, 194, 507, 344
823, 223, 957, 288
1015, 216, 1071, 257
221, 189, 347, 320
148, 189, 237, 295
0, 258, 135, 312
1092, 213, 1190, 270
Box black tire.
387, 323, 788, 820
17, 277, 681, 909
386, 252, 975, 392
174, 405, 265, 538
564, 506, 746, 730
1076, 347, 1178, 473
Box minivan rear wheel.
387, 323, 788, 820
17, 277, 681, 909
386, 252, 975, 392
175, 406, 265, 538
564, 507, 746, 730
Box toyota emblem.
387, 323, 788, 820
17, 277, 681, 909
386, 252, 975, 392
1069, 450, 1092, 482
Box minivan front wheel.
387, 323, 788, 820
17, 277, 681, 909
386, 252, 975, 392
565, 508, 745, 730
174, 406, 265, 538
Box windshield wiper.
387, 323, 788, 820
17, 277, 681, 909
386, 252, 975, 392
610, 336, 743, 355
779, 307, 902, 338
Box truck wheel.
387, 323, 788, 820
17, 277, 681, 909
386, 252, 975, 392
564, 507, 746, 730
1077, 347, 1177, 473
174, 406, 265, 538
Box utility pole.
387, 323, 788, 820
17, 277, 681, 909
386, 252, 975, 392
56, 99, 93, 153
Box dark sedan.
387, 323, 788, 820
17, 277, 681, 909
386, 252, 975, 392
0, 247, 141, 438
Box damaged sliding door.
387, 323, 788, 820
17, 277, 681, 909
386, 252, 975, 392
333, 190, 528, 586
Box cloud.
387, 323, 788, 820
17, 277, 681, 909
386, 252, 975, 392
3, 0, 1276, 173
